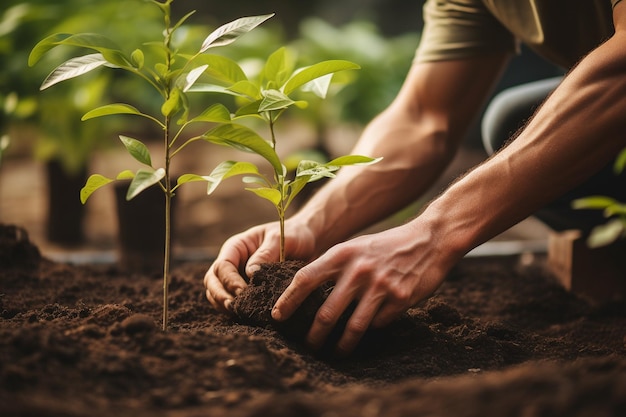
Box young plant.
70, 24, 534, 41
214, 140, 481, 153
572, 148, 626, 247
29, 0, 273, 330
184, 47, 381, 262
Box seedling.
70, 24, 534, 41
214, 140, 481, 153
29, 0, 273, 330
572, 148, 626, 247
184, 47, 381, 261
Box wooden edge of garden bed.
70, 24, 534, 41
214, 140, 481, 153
548, 229, 626, 303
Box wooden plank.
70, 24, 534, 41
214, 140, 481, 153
548, 230, 626, 302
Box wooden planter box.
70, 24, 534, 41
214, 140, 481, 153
548, 229, 626, 302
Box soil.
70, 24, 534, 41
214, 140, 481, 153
1, 224, 625, 417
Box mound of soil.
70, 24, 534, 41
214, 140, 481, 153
1, 224, 625, 416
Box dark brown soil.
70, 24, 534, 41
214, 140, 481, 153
1, 224, 625, 417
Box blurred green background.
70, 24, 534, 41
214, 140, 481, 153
0, 0, 560, 253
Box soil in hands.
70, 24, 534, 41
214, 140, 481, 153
232, 260, 343, 348
1, 224, 625, 417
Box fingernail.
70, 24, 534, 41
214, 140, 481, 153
224, 299, 233, 312
234, 288, 243, 297
271, 307, 282, 321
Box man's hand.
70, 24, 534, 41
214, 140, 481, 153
204, 221, 316, 313
271, 219, 458, 356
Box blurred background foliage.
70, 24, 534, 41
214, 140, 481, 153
1, 0, 562, 172
0, 0, 424, 175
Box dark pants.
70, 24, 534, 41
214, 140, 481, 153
481, 77, 626, 234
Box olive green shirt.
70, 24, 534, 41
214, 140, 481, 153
416, 0, 622, 68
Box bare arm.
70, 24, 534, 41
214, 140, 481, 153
422, 3, 626, 262
290, 53, 510, 254
273, 4, 626, 355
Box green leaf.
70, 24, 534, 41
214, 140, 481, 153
116, 170, 135, 180
262, 47, 294, 88
126, 168, 165, 200
205, 161, 261, 194
189, 103, 232, 124
203, 124, 282, 174
29, 33, 72, 66
300, 73, 332, 99
187, 84, 232, 94
176, 173, 207, 186
182, 64, 208, 92
614, 148, 626, 175
80, 174, 113, 204
283, 60, 360, 95
227, 80, 261, 100
285, 176, 310, 208
29, 32, 129, 68
193, 54, 247, 85
82, 103, 144, 120
295, 163, 338, 180
161, 87, 182, 117
40, 54, 109, 90
259, 89, 296, 112
325, 155, 382, 167
296, 155, 381, 179
234, 100, 264, 118
587, 219, 626, 248
572, 196, 618, 210
200, 14, 274, 52
246, 187, 282, 206
603, 203, 626, 218
119, 136, 152, 167
131, 49, 145, 69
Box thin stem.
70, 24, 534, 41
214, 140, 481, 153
170, 135, 202, 158
268, 111, 277, 149
279, 206, 285, 262
162, 116, 172, 331
268, 111, 286, 262
162, 13, 173, 332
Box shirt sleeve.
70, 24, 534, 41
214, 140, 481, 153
415, 0, 518, 63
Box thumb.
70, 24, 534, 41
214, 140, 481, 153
245, 239, 281, 277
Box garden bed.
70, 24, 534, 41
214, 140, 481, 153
1, 225, 624, 417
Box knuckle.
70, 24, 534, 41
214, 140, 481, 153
315, 305, 338, 328
291, 266, 317, 291
389, 285, 412, 304
345, 317, 369, 336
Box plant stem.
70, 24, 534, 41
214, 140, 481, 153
269, 112, 286, 262
279, 206, 285, 262
162, 13, 173, 332
162, 116, 172, 331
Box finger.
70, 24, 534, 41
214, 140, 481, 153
212, 261, 247, 296
370, 301, 406, 329
304, 279, 359, 351
204, 263, 246, 314
334, 292, 385, 356
245, 232, 281, 277
271, 262, 325, 322
204, 273, 231, 314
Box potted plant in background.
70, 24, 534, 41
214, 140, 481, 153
30, 0, 273, 330
2, 0, 165, 246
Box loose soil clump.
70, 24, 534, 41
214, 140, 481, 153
1, 224, 625, 417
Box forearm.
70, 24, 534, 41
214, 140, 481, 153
291, 104, 456, 254
420, 30, 626, 260
291, 55, 509, 254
